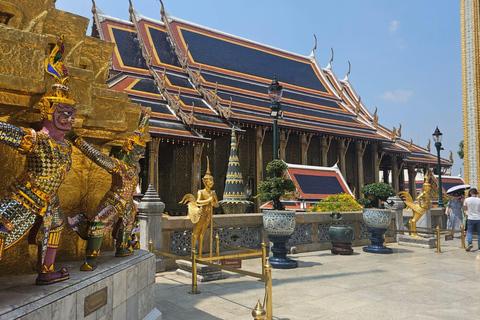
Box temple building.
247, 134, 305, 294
89, 1, 452, 213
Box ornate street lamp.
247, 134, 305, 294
432, 127, 444, 207
268, 76, 283, 161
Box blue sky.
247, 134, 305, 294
56, 0, 463, 175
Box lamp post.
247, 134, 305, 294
432, 127, 444, 207
268, 76, 283, 162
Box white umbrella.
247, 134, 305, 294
446, 184, 471, 195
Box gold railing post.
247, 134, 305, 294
461, 225, 466, 249
189, 249, 200, 294
436, 226, 441, 253
216, 233, 220, 263
264, 259, 273, 320
252, 299, 267, 320
149, 237, 154, 253
210, 217, 214, 259
261, 242, 266, 277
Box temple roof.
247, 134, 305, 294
91, 2, 452, 167
260, 162, 353, 211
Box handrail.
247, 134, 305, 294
389, 225, 466, 253
149, 238, 272, 320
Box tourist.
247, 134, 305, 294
446, 193, 464, 237
463, 188, 480, 251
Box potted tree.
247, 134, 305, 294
257, 160, 297, 269
360, 182, 396, 208
360, 182, 395, 254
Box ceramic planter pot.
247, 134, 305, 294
328, 225, 354, 255
262, 210, 296, 236
362, 208, 391, 229
328, 225, 354, 243
262, 210, 297, 269
362, 208, 393, 254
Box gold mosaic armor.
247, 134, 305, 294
0, 122, 71, 248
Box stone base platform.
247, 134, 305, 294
175, 260, 225, 282
0, 250, 161, 320
398, 234, 437, 248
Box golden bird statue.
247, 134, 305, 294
398, 175, 432, 237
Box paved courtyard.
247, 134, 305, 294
155, 238, 480, 320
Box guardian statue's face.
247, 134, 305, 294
52, 103, 77, 132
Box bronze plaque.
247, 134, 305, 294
84, 287, 108, 316
221, 259, 242, 268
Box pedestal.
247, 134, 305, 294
0, 250, 161, 320
138, 184, 166, 272
397, 234, 437, 248
331, 242, 354, 255
268, 235, 298, 269
175, 260, 225, 282
363, 227, 393, 254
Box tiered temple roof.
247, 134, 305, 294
91, 1, 450, 167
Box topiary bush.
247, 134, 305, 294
360, 182, 396, 208
256, 160, 297, 210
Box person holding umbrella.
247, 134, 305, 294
446, 192, 464, 237
463, 188, 480, 251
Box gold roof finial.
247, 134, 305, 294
426, 139, 431, 152
390, 127, 397, 141
328, 47, 334, 67
398, 123, 402, 138
449, 151, 454, 163
159, 0, 165, 17
372, 106, 378, 127
408, 138, 413, 150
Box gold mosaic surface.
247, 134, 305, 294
0, 0, 147, 275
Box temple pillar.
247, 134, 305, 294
255, 127, 266, 212
192, 143, 203, 195
391, 155, 399, 192
383, 169, 389, 184
279, 130, 289, 161
339, 139, 350, 178
372, 143, 380, 183
300, 134, 313, 165
408, 164, 417, 197
355, 141, 366, 198
320, 136, 331, 166
148, 137, 160, 192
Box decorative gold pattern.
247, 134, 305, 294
461, 0, 480, 187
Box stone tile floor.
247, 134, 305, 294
155, 237, 480, 320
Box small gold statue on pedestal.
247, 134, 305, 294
179, 157, 219, 258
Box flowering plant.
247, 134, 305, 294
307, 194, 362, 212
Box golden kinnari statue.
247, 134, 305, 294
398, 175, 432, 237
179, 157, 219, 258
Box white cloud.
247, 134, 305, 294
379, 89, 413, 103
389, 20, 400, 33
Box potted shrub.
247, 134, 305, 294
308, 194, 361, 255
360, 183, 395, 254
360, 182, 396, 208
257, 159, 297, 269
